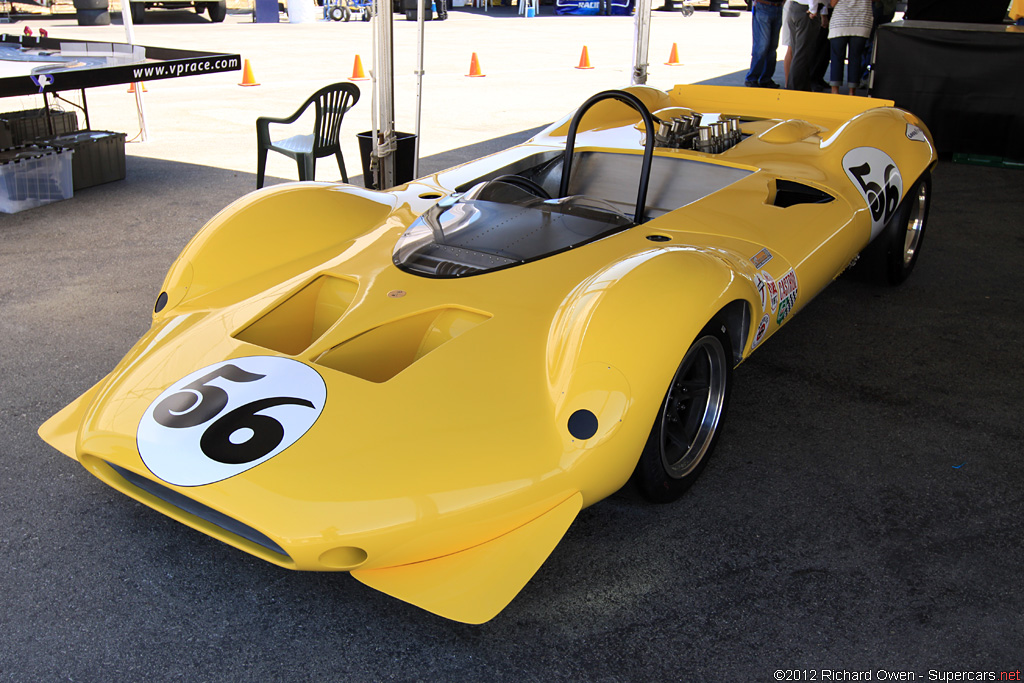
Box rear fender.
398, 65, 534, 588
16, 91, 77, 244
826, 107, 938, 208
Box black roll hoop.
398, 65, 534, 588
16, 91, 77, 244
558, 89, 658, 225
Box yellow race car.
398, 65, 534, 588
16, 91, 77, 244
39, 85, 936, 624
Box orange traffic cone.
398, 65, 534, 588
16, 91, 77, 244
665, 42, 682, 66
466, 52, 485, 78
576, 46, 594, 70
127, 81, 147, 93
238, 59, 260, 87
349, 55, 369, 82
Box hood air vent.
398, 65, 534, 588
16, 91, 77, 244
235, 275, 358, 355
316, 307, 490, 383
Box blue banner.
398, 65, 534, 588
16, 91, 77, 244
555, 0, 633, 15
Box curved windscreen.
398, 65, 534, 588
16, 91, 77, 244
393, 178, 634, 278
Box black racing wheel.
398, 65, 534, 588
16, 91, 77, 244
850, 171, 931, 286
633, 321, 733, 503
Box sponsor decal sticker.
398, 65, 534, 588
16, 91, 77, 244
775, 269, 798, 325
843, 147, 904, 240
751, 248, 772, 269
137, 356, 327, 487
759, 270, 779, 313
906, 123, 927, 142
752, 314, 770, 349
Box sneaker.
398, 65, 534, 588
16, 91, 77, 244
759, 81, 781, 89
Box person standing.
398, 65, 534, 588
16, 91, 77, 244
745, 0, 787, 88
828, 0, 872, 95
781, 0, 794, 85
786, 0, 828, 90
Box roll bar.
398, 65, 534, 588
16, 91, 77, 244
558, 89, 658, 224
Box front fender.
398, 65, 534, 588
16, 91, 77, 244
156, 183, 397, 317
546, 247, 757, 501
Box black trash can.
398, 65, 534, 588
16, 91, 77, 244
74, 0, 111, 25
401, 0, 432, 20
357, 131, 417, 190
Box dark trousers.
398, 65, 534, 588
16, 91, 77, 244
829, 35, 867, 88
786, 5, 821, 91
745, 1, 784, 86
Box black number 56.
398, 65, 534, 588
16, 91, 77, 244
152, 364, 314, 465
848, 160, 900, 225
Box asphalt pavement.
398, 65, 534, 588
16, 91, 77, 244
1, 6, 1023, 682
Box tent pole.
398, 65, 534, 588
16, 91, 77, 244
121, 1, 149, 141
373, 0, 396, 189
414, 0, 425, 178
631, 0, 652, 86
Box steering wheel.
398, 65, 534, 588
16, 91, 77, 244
488, 174, 552, 200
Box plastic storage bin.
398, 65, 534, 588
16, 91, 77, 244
43, 131, 127, 190
0, 144, 74, 214
0, 108, 79, 146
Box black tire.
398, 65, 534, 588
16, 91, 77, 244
856, 171, 931, 286
633, 322, 732, 503
206, 0, 227, 21
129, 1, 145, 23
77, 7, 111, 24
361, 11, 370, 20
329, 5, 344, 19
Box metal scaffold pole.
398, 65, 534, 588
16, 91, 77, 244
371, 0, 396, 189
631, 0, 653, 86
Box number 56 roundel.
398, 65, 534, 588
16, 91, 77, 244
137, 357, 327, 487
843, 147, 903, 240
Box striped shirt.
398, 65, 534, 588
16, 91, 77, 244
828, 0, 873, 39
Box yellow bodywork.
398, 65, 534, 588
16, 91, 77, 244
39, 85, 936, 623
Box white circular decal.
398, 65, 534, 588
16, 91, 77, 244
752, 314, 770, 349
137, 357, 327, 487
843, 147, 904, 240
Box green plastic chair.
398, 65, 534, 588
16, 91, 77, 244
256, 82, 360, 189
